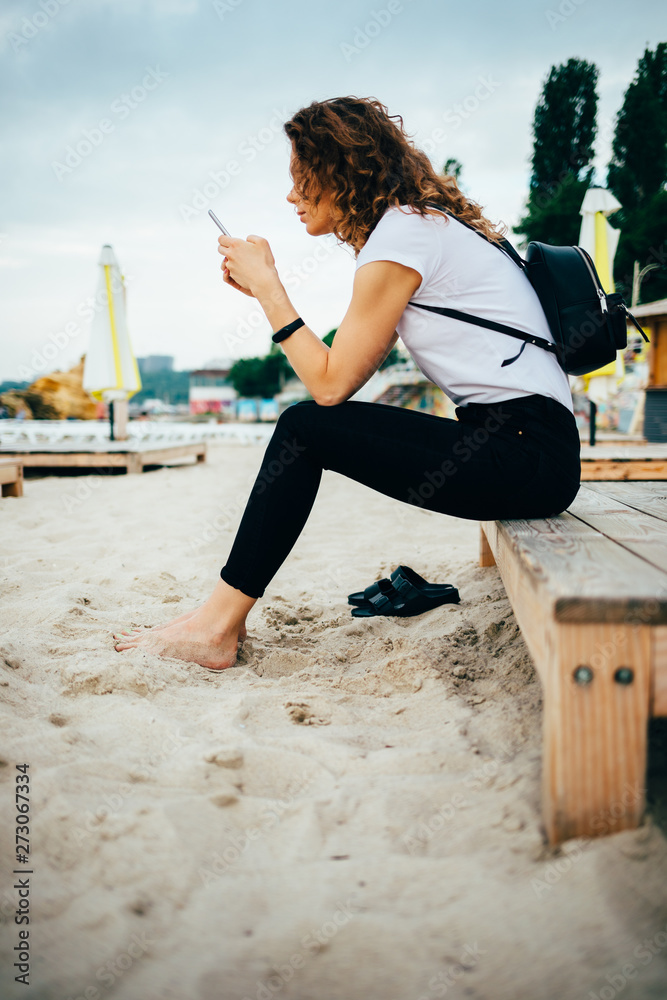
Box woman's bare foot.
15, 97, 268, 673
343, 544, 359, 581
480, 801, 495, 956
113, 579, 255, 670
114, 615, 242, 670
114, 608, 247, 643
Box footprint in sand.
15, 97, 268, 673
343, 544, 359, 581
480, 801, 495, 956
285, 701, 331, 726
1, 647, 22, 670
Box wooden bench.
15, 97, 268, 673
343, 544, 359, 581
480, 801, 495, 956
0, 457, 23, 497
479, 482, 667, 844
580, 443, 667, 481
0, 442, 206, 474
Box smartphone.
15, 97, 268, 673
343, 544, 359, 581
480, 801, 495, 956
208, 209, 231, 236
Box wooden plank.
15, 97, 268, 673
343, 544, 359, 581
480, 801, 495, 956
580, 445, 667, 459
585, 482, 667, 523
567, 487, 640, 516
0, 459, 23, 497
14, 452, 131, 468
580, 460, 667, 481
485, 516, 667, 624
479, 525, 496, 567
0, 464, 20, 484
480, 518, 558, 680
0, 442, 206, 456
542, 621, 650, 842
567, 492, 667, 578
482, 518, 652, 841
652, 319, 667, 386
1, 443, 206, 472
651, 627, 667, 717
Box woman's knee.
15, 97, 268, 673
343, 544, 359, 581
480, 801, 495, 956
276, 400, 316, 428
270, 401, 317, 458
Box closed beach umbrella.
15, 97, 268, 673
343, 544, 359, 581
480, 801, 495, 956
578, 187, 622, 293
577, 188, 624, 439
83, 245, 141, 436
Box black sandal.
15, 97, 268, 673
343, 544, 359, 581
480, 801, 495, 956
348, 565, 460, 618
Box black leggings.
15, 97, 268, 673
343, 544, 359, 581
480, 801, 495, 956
220, 393, 581, 599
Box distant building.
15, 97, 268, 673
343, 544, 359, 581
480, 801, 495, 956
189, 368, 237, 415
137, 355, 174, 374
631, 297, 667, 442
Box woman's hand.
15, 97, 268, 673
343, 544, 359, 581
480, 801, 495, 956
217, 234, 280, 299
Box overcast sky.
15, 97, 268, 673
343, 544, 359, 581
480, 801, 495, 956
1, 0, 665, 381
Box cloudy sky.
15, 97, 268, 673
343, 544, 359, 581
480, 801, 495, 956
1, 0, 664, 381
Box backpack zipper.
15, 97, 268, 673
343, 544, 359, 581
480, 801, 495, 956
575, 247, 608, 313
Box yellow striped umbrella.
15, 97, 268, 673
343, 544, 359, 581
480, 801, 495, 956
83, 244, 141, 405
578, 188, 624, 387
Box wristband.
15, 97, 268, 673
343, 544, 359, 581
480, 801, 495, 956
272, 317, 304, 344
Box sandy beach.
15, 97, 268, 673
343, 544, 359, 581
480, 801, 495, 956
1, 441, 667, 1000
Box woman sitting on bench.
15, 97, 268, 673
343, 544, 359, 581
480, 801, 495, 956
114, 96, 580, 669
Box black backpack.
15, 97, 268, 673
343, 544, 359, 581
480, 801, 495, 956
409, 206, 648, 377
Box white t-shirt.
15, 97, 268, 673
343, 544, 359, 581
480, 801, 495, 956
355, 206, 573, 411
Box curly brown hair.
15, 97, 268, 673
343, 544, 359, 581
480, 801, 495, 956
284, 96, 506, 253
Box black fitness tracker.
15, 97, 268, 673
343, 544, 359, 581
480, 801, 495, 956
272, 317, 304, 343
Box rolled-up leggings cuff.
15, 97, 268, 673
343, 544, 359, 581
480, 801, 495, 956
219, 567, 265, 600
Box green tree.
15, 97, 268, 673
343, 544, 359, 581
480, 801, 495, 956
228, 348, 291, 397
608, 44, 667, 211
443, 158, 463, 183
607, 44, 667, 302
515, 59, 599, 246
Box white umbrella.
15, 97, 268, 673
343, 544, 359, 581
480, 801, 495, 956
83, 244, 141, 438
578, 187, 622, 292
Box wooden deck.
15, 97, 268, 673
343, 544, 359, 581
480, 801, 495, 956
480, 481, 667, 843
0, 457, 23, 496
0, 441, 206, 474
580, 444, 667, 481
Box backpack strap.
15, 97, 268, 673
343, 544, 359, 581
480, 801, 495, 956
408, 301, 561, 366
425, 203, 526, 269
413, 203, 555, 366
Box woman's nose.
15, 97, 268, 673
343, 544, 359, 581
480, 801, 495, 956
286, 187, 297, 204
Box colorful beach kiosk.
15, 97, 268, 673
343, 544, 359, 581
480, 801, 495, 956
631, 297, 667, 442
